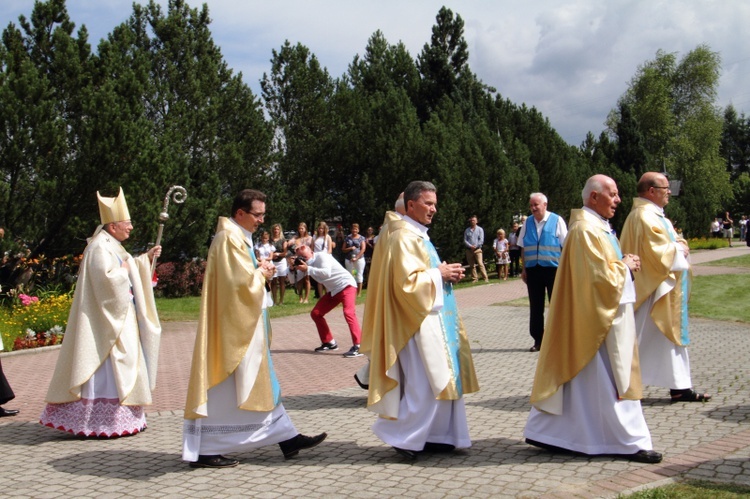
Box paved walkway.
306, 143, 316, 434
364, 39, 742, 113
1, 246, 749, 497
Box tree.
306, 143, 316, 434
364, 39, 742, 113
610, 45, 731, 236
261, 41, 337, 229
721, 104, 750, 178
416, 7, 470, 121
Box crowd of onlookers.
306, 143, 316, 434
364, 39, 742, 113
254, 221, 378, 306
710, 212, 748, 247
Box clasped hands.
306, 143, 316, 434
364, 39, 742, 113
259, 260, 276, 280
439, 261, 465, 284
622, 253, 640, 273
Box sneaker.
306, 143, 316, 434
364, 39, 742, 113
343, 345, 362, 358
314, 341, 338, 352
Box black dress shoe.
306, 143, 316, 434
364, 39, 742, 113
626, 450, 663, 463
0, 407, 19, 417
423, 442, 456, 453
189, 455, 239, 468
279, 432, 327, 459
393, 446, 418, 460
529, 344, 541, 352
525, 438, 575, 455
354, 373, 369, 390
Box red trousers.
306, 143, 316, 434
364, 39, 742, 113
310, 285, 362, 345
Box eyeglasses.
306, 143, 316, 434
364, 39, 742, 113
652, 186, 670, 190
241, 209, 266, 218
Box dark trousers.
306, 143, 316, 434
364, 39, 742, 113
509, 249, 521, 276
0, 359, 15, 406
525, 265, 558, 346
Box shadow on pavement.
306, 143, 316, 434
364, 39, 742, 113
48, 450, 183, 479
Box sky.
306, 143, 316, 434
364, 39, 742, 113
2, 0, 749, 146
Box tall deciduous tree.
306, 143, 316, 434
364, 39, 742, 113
610, 45, 731, 236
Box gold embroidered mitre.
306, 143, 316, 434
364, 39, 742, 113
97, 187, 131, 225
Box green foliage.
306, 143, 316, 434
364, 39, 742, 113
1, 2, 744, 266
610, 45, 731, 237
0, 0, 271, 260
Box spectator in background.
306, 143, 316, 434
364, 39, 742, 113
255, 230, 274, 262
493, 229, 510, 280
333, 224, 346, 265
710, 218, 721, 238
312, 221, 333, 298
723, 212, 734, 247
343, 223, 367, 297
464, 215, 489, 283
292, 223, 313, 303
270, 224, 288, 306
508, 222, 521, 277
740, 215, 747, 242
364, 226, 376, 284
519, 193, 567, 352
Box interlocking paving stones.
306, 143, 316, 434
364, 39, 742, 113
1, 246, 749, 498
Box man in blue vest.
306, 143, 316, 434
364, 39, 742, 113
519, 193, 568, 352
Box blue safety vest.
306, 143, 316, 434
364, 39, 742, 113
523, 213, 562, 268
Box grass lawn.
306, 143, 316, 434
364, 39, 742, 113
701, 253, 750, 268
621, 479, 750, 498
156, 254, 750, 324
156, 288, 368, 322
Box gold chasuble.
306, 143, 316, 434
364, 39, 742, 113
184, 217, 277, 419
362, 220, 478, 419
620, 197, 691, 346
530, 209, 642, 408
45, 227, 161, 405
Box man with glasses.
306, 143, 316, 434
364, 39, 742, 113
183, 189, 326, 468
621, 172, 711, 404
41, 188, 162, 437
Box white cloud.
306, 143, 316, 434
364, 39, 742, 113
0, 0, 748, 144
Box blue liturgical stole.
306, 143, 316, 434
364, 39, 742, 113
249, 245, 282, 405
423, 238, 464, 396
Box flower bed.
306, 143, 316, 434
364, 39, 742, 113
0, 293, 72, 352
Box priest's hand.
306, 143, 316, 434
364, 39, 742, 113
439, 262, 464, 283
147, 245, 162, 263
259, 261, 275, 280
623, 253, 640, 273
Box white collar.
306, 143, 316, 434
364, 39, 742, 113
582, 206, 612, 232
403, 215, 430, 240
230, 217, 254, 248
640, 197, 665, 216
